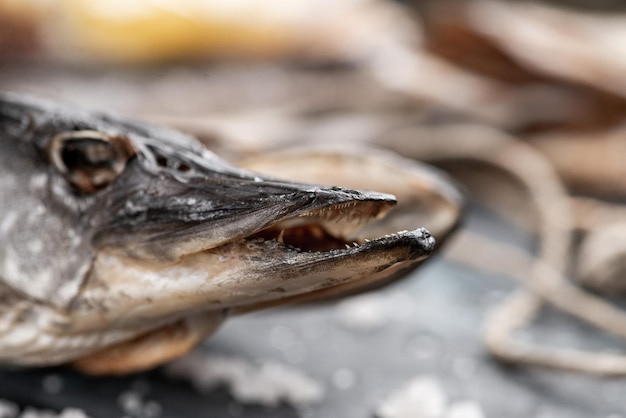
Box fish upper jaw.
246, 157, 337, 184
91, 153, 399, 262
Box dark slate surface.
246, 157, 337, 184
0, 207, 625, 418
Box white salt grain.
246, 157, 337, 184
0, 399, 18, 418
57, 409, 90, 418
444, 401, 486, 418
117, 389, 162, 418
19, 408, 57, 418
376, 376, 447, 418
15, 407, 91, 418
166, 352, 324, 408
117, 391, 143, 417
376, 375, 489, 418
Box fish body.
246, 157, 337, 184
0, 93, 449, 374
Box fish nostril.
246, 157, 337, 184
155, 155, 191, 173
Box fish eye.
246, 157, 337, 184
48, 130, 135, 193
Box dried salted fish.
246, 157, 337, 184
0, 93, 462, 374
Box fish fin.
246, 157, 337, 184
71, 311, 225, 375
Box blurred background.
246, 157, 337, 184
2, 1, 626, 417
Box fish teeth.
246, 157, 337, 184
294, 201, 375, 237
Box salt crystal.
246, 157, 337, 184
0, 399, 18, 418
57, 408, 90, 418
376, 376, 447, 418
166, 352, 324, 408
117, 391, 143, 416
19, 408, 57, 418
444, 401, 486, 418
231, 361, 324, 406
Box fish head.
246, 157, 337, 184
0, 93, 457, 370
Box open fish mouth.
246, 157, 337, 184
0, 92, 457, 374
248, 198, 397, 252
0, 92, 443, 320
84, 187, 435, 323
78, 145, 447, 325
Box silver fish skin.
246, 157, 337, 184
0, 92, 436, 372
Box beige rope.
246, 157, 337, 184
383, 125, 626, 375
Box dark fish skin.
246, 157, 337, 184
0, 92, 399, 304
0, 92, 439, 371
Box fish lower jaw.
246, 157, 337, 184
247, 219, 434, 257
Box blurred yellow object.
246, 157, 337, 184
0, 0, 413, 64
55, 0, 314, 62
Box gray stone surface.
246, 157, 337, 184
0, 206, 624, 417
